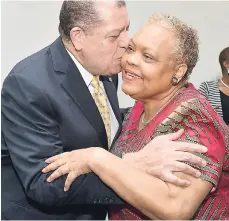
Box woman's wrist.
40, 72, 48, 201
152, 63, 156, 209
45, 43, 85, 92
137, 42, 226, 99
87, 147, 108, 171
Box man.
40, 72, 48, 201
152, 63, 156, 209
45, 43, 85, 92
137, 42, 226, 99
1, 1, 206, 220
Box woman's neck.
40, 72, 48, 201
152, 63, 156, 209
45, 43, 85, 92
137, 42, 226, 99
219, 74, 229, 96
143, 86, 183, 123
222, 74, 229, 85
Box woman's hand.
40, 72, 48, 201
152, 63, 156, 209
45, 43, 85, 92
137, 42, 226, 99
42, 148, 98, 191
123, 130, 207, 187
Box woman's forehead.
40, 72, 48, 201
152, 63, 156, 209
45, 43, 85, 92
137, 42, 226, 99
132, 24, 174, 53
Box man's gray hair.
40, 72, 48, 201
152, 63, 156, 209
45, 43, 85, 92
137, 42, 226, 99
59, 0, 126, 40
148, 14, 199, 78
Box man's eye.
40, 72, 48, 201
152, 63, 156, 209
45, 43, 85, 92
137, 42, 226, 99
110, 33, 120, 39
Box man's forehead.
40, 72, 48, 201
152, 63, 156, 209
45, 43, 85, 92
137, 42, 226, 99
106, 20, 130, 33
93, 1, 129, 34
96, 1, 122, 18
96, 1, 128, 21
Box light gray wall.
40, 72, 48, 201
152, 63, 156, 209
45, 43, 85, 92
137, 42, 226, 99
2, 1, 229, 107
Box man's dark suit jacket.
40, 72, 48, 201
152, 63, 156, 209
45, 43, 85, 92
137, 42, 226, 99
1, 37, 124, 220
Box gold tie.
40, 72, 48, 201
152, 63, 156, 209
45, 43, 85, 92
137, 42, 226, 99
91, 76, 111, 147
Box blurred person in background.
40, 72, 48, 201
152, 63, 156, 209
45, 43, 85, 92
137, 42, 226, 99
199, 47, 229, 125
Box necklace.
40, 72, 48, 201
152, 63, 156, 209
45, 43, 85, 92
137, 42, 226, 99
141, 89, 181, 126
220, 78, 229, 89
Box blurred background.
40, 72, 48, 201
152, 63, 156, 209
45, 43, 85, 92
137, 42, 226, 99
1, 1, 229, 107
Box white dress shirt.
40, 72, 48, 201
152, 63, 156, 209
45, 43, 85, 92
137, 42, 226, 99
66, 49, 119, 143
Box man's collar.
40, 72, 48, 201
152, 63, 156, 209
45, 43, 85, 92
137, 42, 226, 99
65, 48, 93, 87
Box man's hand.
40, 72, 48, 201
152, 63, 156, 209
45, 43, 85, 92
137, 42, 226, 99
123, 130, 207, 187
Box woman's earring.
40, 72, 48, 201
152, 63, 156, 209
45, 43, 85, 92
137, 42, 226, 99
171, 76, 179, 86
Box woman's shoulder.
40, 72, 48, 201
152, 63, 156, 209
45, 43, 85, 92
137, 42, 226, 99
174, 83, 207, 108
200, 80, 218, 85
172, 85, 218, 120
159, 84, 228, 167
166, 84, 228, 140
199, 80, 218, 88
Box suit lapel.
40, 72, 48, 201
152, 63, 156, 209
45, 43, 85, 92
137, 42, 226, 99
50, 37, 108, 148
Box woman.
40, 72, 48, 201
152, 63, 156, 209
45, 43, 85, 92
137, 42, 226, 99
43, 14, 229, 220
199, 47, 229, 125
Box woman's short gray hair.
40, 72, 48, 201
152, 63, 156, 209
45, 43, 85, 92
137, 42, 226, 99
148, 14, 199, 79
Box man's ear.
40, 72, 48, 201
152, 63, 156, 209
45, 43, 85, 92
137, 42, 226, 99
174, 64, 188, 83
70, 27, 86, 51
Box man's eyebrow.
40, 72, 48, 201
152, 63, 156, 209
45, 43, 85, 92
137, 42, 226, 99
107, 28, 123, 35
106, 21, 130, 36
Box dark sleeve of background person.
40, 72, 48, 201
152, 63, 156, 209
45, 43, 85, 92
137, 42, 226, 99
1, 73, 124, 207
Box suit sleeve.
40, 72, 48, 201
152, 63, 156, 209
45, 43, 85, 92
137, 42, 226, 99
2, 73, 123, 206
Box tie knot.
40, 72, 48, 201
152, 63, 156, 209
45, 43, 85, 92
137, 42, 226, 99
91, 76, 100, 89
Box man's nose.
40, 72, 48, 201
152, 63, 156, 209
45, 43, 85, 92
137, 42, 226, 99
119, 31, 129, 49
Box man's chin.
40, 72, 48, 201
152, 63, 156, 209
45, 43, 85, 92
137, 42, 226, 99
99, 72, 119, 77
109, 66, 122, 75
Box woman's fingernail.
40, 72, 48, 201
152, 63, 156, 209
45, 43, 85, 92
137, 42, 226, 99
185, 181, 191, 186
64, 187, 68, 192
47, 178, 51, 182
202, 161, 207, 167
202, 147, 208, 152
196, 171, 201, 177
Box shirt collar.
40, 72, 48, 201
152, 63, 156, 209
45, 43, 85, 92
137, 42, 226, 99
65, 48, 93, 87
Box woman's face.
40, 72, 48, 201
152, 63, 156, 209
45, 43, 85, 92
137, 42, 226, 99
223, 60, 229, 72
121, 23, 180, 101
